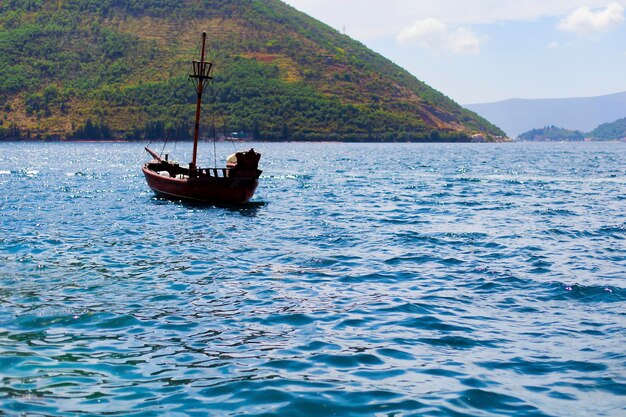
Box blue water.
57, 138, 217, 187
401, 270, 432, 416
0, 141, 625, 416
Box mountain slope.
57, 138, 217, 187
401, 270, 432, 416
465, 92, 626, 139
589, 117, 626, 141
0, 0, 504, 141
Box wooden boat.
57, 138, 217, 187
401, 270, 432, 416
142, 32, 262, 204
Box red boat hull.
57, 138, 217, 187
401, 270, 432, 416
142, 165, 259, 204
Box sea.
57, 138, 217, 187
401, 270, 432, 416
0, 141, 624, 416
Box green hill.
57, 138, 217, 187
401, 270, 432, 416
466, 92, 626, 138
517, 126, 584, 142
0, 0, 505, 142
589, 117, 626, 141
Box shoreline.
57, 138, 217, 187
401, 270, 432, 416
0, 138, 514, 144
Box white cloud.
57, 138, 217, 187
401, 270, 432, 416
548, 41, 560, 49
397, 18, 447, 47
397, 19, 486, 54
558, 2, 625, 36
447, 28, 485, 55
284, 0, 626, 39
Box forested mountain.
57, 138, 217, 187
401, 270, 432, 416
589, 117, 626, 141
0, 0, 504, 142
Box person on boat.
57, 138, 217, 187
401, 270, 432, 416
226, 153, 237, 168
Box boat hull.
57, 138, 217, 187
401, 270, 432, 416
142, 165, 259, 204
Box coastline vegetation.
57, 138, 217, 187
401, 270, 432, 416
517, 118, 626, 142
517, 126, 584, 142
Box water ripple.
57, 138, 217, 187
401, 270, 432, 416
0, 142, 624, 416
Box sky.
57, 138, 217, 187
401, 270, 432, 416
281, 0, 626, 104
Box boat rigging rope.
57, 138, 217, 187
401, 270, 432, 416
212, 112, 217, 169
197, 34, 239, 166
144, 76, 188, 160
146, 34, 205, 158
207, 82, 238, 156
206, 80, 238, 168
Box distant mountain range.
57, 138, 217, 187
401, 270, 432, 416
465, 92, 626, 138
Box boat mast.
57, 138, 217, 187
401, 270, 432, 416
190, 32, 213, 171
